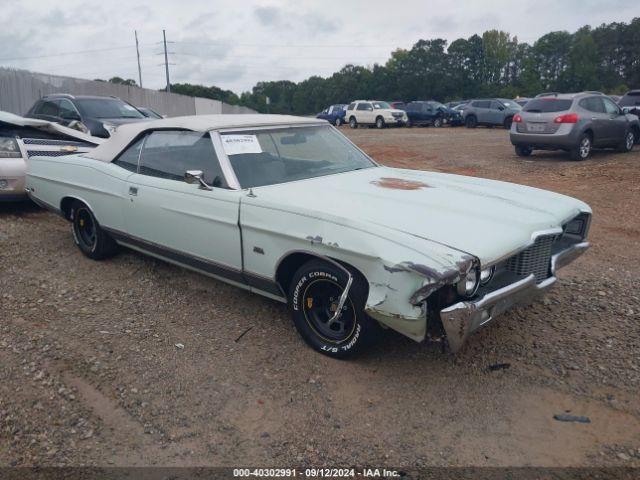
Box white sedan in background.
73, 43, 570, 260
26, 114, 591, 357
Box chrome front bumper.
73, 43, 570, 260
440, 242, 589, 353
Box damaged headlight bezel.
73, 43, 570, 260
457, 266, 480, 298
0, 136, 22, 159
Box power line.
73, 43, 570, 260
0, 45, 151, 62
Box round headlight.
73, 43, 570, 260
463, 268, 479, 296
480, 266, 495, 285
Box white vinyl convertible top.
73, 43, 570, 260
84, 114, 324, 162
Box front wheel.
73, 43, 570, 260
406, 118, 413, 128
433, 116, 443, 128
375, 117, 385, 129
334, 117, 342, 127
465, 116, 477, 128
349, 117, 358, 129
71, 201, 118, 260
504, 117, 513, 129
289, 260, 380, 358
617, 130, 635, 153
571, 133, 592, 161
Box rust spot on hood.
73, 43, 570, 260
371, 177, 431, 190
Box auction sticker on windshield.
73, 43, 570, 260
221, 134, 262, 155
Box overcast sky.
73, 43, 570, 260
0, 0, 637, 94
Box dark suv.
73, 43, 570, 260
510, 92, 640, 160
404, 101, 462, 127
618, 90, 640, 117
26, 94, 148, 138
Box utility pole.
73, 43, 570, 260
163, 29, 170, 93
135, 30, 143, 88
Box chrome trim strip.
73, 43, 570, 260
102, 227, 285, 300
210, 132, 241, 190
440, 240, 590, 353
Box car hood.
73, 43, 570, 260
251, 166, 590, 265
0, 110, 103, 144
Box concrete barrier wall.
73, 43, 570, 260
0, 67, 254, 117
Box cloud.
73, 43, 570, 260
0, 0, 637, 94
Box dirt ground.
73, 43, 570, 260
1, 126, 639, 469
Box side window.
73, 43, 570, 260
58, 99, 78, 119
490, 101, 502, 110
38, 100, 60, 117
347, 102, 355, 110
139, 130, 227, 187
580, 97, 605, 113
602, 98, 620, 115
356, 103, 369, 111
113, 137, 144, 173
406, 103, 418, 112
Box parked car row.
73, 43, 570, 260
316, 99, 463, 128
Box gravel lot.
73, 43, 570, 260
1, 126, 639, 468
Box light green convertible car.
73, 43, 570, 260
26, 114, 591, 358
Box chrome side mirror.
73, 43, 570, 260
185, 170, 213, 190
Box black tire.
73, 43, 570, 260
465, 115, 477, 128
288, 259, 380, 358
504, 117, 513, 130
349, 117, 358, 129
433, 116, 443, 128
617, 130, 635, 153
375, 116, 385, 129
515, 145, 532, 157
334, 117, 342, 127
406, 118, 413, 128
70, 201, 118, 260
570, 133, 592, 161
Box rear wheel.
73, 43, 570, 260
288, 259, 380, 358
617, 130, 635, 153
70, 201, 118, 260
334, 117, 342, 127
504, 117, 513, 129
375, 116, 385, 129
349, 117, 358, 129
571, 133, 592, 161
515, 145, 532, 157
465, 115, 477, 128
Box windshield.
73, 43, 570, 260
220, 125, 376, 188
75, 98, 144, 119
372, 101, 391, 109
430, 102, 445, 109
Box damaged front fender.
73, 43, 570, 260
364, 253, 476, 342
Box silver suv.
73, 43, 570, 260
462, 98, 522, 129
510, 93, 640, 161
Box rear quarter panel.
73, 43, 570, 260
26, 155, 131, 230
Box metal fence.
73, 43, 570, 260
0, 67, 255, 117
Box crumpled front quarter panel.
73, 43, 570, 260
240, 195, 473, 342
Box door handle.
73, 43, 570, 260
129, 186, 138, 196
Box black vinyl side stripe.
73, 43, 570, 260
103, 227, 284, 298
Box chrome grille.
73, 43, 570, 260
22, 138, 91, 147
26, 150, 82, 158
506, 234, 558, 283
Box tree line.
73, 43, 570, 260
113, 18, 640, 115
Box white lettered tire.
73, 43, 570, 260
289, 259, 379, 358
